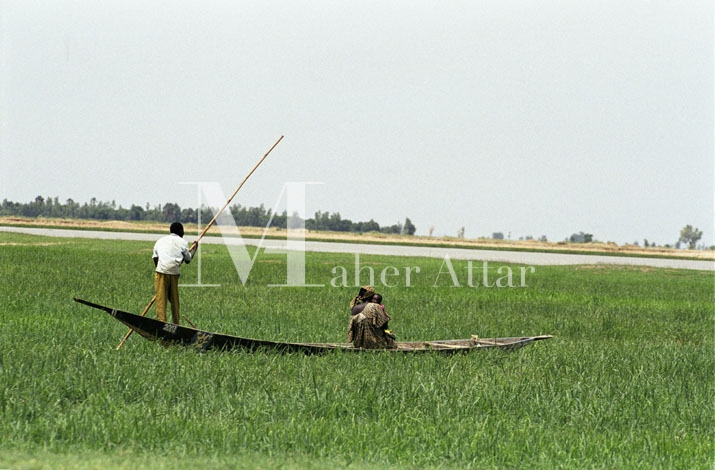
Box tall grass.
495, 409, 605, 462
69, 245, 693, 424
0, 232, 712, 468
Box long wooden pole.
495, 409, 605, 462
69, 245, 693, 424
116, 136, 284, 350
190, 135, 284, 250
116, 296, 155, 350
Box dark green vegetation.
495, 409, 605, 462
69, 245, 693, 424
1, 196, 415, 235
1, 232, 712, 468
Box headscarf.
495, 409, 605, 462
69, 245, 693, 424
350, 285, 375, 309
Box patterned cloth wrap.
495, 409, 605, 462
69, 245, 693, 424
347, 286, 396, 349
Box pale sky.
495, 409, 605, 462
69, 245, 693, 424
2, 1, 713, 246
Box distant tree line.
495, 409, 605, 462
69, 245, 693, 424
0, 196, 417, 235
569, 232, 594, 243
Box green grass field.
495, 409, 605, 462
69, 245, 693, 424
0, 232, 712, 469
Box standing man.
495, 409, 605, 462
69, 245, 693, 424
152, 222, 197, 324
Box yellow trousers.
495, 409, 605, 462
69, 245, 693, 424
154, 272, 180, 324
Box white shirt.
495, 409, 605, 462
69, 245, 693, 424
153, 233, 193, 275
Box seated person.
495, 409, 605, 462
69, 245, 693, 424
347, 286, 396, 349
371, 294, 395, 339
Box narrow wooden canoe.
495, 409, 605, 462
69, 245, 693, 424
74, 298, 552, 354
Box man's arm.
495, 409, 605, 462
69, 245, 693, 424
183, 241, 198, 264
